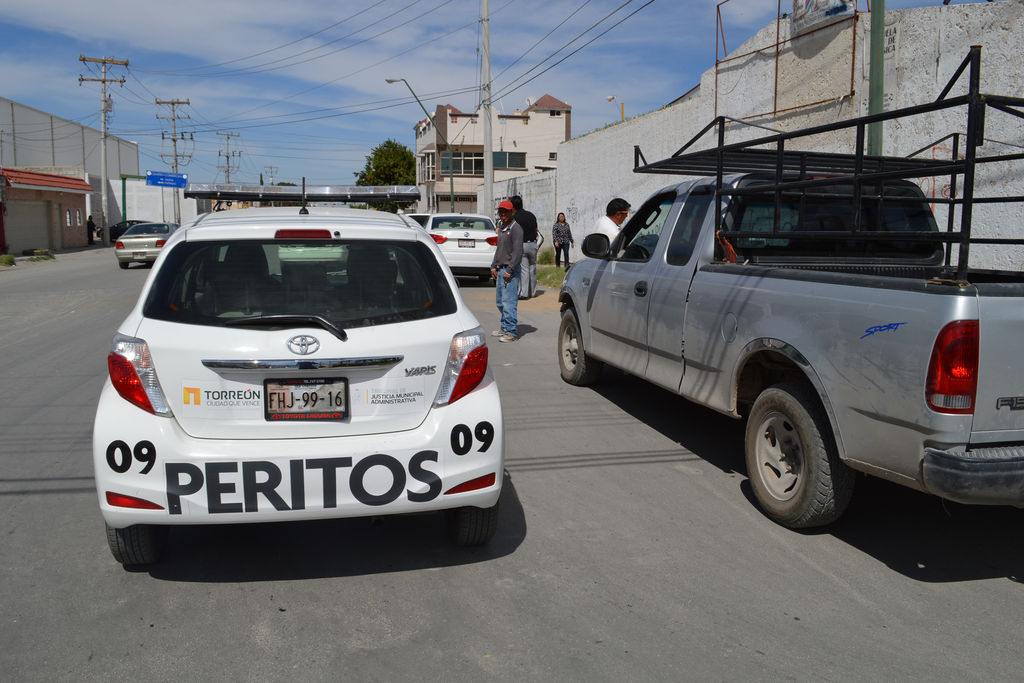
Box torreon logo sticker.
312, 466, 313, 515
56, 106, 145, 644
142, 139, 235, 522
181, 383, 262, 410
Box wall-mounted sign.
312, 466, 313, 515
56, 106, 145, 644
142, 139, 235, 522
791, 0, 853, 36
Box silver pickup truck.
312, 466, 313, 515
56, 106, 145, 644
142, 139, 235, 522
557, 49, 1024, 528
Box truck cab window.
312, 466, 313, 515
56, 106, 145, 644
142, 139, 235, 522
618, 193, 676, 261
666, 190, 714, 266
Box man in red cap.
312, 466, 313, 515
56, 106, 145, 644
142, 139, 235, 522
490, 200, 524, 342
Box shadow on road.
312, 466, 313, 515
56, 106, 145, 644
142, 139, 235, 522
144, 471, 526, 583
589, 370, 1024, 584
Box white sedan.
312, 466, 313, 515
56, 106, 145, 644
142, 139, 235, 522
93, 207, 503, 566
426, 213, 497, 282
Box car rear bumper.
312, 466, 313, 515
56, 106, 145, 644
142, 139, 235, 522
923, 445, 1024, 506
114, 248, 159, 264
94, 380, 504, 527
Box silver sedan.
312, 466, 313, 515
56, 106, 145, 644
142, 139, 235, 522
114, 222, 178, 269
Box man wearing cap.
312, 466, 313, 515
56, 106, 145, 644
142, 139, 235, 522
490, 200, 525, 342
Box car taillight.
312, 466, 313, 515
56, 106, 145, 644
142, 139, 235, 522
107, 333, 172, 416
155, 239, 166, 247
486, 236, 498, 246
431, 233, 447, 244
114, 241, 124, 249
434, 328, 488, 406
106, 491, 164, 510
926, 320, 979, 414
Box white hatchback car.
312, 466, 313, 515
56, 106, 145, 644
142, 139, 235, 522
93, 207, 503, 566
426, 213, 497, 282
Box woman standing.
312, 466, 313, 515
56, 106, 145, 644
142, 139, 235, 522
552, 212, 574, 269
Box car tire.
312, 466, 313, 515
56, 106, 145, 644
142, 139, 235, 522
745, 382, 854, 529
450, 503, 499, 546
105, 523, 167, 566
118, 261, 129, 270
558, 307, 603, 386
477, 273, 492, 284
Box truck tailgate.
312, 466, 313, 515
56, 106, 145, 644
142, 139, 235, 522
973, 295, 1024, 435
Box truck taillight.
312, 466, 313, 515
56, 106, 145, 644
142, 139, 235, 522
434, 328, 488, 406
926, 320, 978, 415
108, 334, 172, 416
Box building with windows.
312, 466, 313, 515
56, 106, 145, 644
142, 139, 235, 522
412, 95, 571, 213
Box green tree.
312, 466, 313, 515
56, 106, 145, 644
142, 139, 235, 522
355, 139, 416, 212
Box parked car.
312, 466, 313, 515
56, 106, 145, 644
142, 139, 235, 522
94, 206, 503, 566
425, 213, 498, 282
114, 222, 179, 269
108, 219, 150, 242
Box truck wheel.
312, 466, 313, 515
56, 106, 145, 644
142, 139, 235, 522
450, 503, 499, 546
558, 307, 603, 386
745, 383, 854, 528
105, 523, 166, 566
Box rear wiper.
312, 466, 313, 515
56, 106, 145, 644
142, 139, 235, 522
224, 314, 348, 341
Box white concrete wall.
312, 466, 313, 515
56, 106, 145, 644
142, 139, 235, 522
122, 179, 198, 225
485, 171, 558, 245
554, 1, 1024, 269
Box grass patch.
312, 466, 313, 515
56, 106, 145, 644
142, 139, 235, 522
538, 264, 566, 291
0, 254, 15, 267
28, 250, 55, 262
538, 247, 555, 265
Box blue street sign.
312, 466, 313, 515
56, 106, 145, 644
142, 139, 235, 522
146, 171, 189, 188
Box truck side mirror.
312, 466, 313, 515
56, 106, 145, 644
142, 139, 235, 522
582, 233, 611, 259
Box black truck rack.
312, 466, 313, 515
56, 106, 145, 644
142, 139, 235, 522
633, 46, 1024, 281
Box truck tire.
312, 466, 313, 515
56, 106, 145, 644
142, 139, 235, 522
558, 307, 603, 386
105, 523, 166, 566
745, 383, 854, 528
450, 503, 499, 546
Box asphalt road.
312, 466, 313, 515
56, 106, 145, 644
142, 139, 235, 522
1, 248, 1022, 681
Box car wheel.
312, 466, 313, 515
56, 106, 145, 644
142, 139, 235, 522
745, 383, 854, 528
558, 307, 603, 386
118, 261, 129, 270
105, 523, 167, 566
450, 503, 499, 546
477, 273, 492, 284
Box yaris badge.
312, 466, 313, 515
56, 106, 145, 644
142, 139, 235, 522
287, 335, 320, 355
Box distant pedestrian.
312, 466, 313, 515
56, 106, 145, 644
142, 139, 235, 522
552, 212, 574, 269
511, 195, 540, 299
490, 200, 524, 342
87, 215, 96, 245
590, 198, 631, 245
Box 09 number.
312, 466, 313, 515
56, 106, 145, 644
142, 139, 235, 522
106, 440, 156, 475
450, 422, 495, 456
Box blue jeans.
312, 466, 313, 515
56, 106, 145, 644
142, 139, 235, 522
495, 269, 520, 335
555, 241, 570, 267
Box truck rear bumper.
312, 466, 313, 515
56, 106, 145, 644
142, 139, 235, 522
923, 446, 1024, 506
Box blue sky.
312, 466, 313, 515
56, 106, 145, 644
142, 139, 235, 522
0, 0, 992, 185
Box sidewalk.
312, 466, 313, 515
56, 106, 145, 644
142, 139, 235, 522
1, 243, 110, 271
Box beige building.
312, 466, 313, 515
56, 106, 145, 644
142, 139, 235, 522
413, 95, 571, 213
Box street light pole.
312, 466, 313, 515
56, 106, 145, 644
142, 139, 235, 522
386, 78, 455, 212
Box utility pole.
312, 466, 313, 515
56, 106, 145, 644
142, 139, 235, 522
868, 0, 885, 156
156, 98, 192, 224
217, 131, 242, 184
482, 0, 494, 216
264, 165, 278, 185
79, 55, 128, 245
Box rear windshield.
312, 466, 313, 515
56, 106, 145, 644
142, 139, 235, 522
143, 239, 457, 329
431, 216, 495, 232
726, 180, 941, 261
124, 223, 173, 236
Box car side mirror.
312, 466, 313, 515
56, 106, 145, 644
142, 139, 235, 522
582, 233, 611, 259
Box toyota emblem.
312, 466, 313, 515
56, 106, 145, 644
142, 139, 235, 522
287, 335, 320, 355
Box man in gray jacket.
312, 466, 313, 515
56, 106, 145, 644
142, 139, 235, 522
490, 200, 524, 342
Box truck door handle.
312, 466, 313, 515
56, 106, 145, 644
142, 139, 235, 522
634, 281, 648, 297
